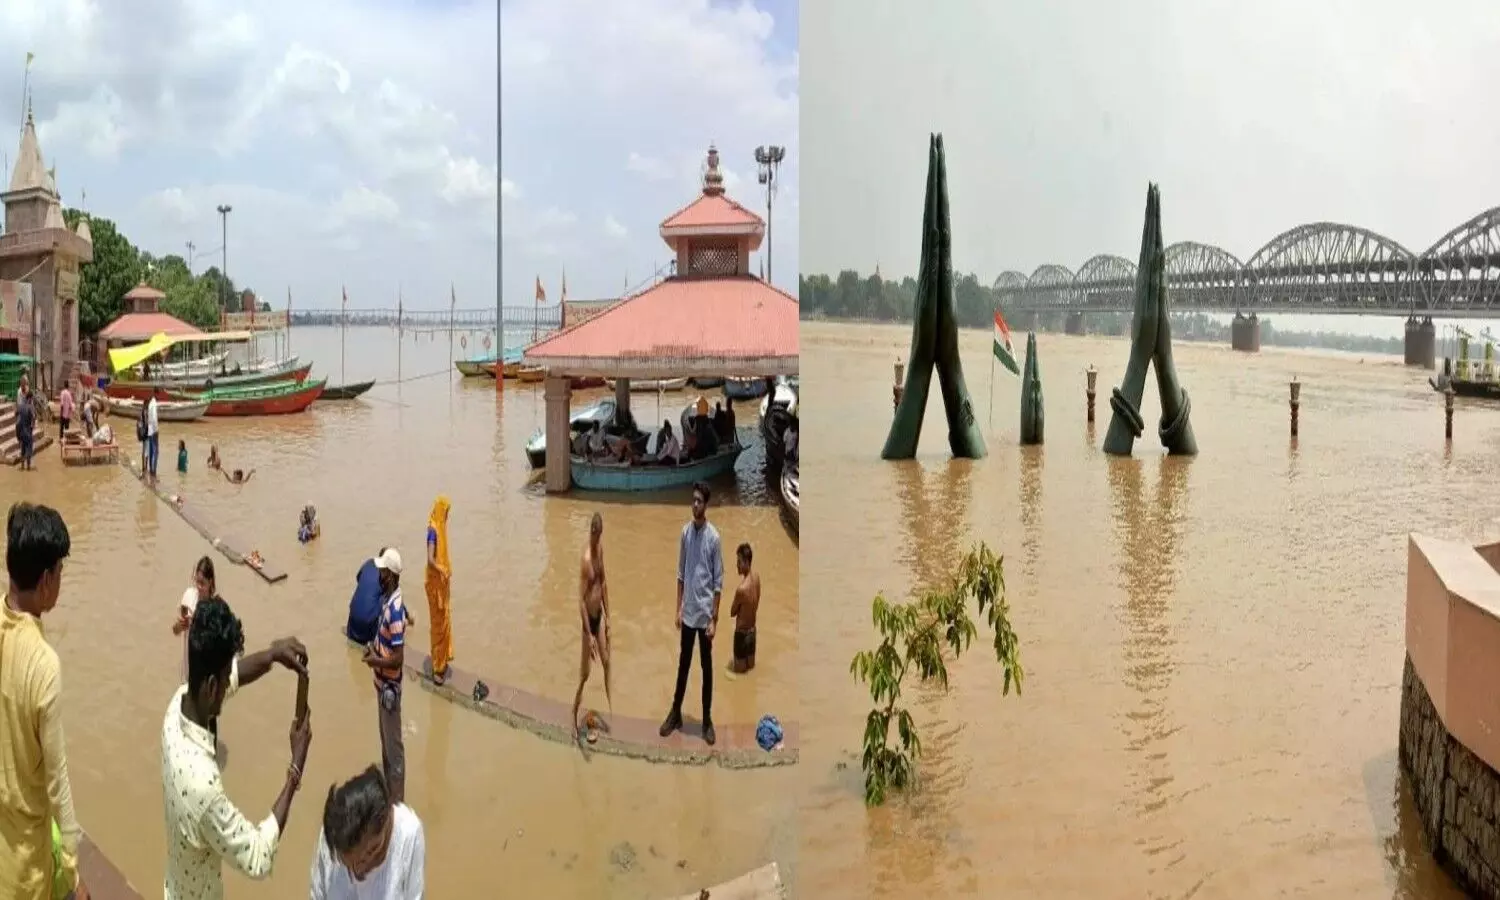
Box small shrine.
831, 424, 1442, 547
524, 145, 800, 492
0, 102, 94, 389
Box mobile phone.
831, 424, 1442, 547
295, 673, 309, 724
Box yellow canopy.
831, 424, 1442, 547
108, 333, 175, 373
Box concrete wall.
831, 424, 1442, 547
1399, 533, 1500, 898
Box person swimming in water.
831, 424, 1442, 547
221, 467, 255, 484
206, 445, 221, 470
571, 512, 614, 743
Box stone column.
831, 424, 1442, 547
544, 375, 573, 494
1405, 316, 1437, 369
614, 377, 631, 423
1064, 311, 1086, 335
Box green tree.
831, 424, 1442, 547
144, 253, 220, 331
63, 208, 142, 335
849, 542, 1023, 807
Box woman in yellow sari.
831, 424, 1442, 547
425, 495, 454, 684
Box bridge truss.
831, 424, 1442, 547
288, 306, 563, 331
999, 206, 1500, 315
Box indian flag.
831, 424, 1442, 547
993, 311, 1020, 375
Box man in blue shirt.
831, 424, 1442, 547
659, 481, 725, 746
346, 548, 406, 644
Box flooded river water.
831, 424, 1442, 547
1, 326, 797, 898
797, 319, 1478, 899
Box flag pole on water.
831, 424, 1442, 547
991, 309, 1021, 429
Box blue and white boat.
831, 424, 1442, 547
524, 397, 620, 469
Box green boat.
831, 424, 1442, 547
172, 379, 326, 416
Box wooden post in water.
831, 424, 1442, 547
1445, 384, 1456, 441
1086, 365, 1098, 423
893, 358, 904, 410
1289, 377, 1302, 438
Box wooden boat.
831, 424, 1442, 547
61, 437, 119, 466
516, 366, 545, 383
724, 377, 769, 401
525, 398, 619, 468
106, 359, 311, 400
780, 466, 799, 533
759, 377, 798, 467
318, 380, 376, 400
570, 375, 606, 389
689, 376, 726, 389
605, 377, 688, 393
455, 358, 491, 377
155, 350, 229, 377
191, 379, 326, 416
106, 396, 209, 423
570, 442, 743, 492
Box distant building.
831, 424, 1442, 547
0, 103, 94, 388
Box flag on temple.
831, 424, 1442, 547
993, 310, 1020, 376
535, 276, 546, 305
25, 53, 34, 69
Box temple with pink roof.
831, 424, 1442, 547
523, 145, 799, 492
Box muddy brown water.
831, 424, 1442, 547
1, 327, 797, 898
797, 320, 1473, 899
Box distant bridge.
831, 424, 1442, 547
288, 306, 563, 330
998, 206, 1500, 317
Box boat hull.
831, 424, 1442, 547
197, 381, 325, 416
106, 360, 311, 400
724, 378, 768, 401
517, 366, 545, 383
455, 360, 490, 377
780, 468, 799, 533
319, 380, 376, 400
106, 397, 209, 423
570, 445, 743, 492
1431, 375, 1500, 400
606, 377, 688, 393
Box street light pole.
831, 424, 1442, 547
755, 145, 785, 285
216, 204, 232, 324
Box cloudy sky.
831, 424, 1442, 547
0, 0, 497, 312
802, 0, 1500, 281
500, 0, 799, 305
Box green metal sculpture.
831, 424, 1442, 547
1102, 184, 1198, 457
882, 134, 987, 460
1019, 331, 1044, 445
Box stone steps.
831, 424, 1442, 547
0, 401, 54, 465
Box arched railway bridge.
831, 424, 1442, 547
288, 305, 563, 330
995, 207, 1500, 365
996, 206, 1500, 317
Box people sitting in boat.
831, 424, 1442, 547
298, 505, 321, 543
222, 467, 256, 484
177, 439, 189, 474
587, 422, 635, 463
691, 410, 719, 461
784, 419, 799, 464
722, 399, 736, 441
654, 420, 681, 466
207, 445, 221, 470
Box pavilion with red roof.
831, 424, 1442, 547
95, 282, 203, 370
524, 145, 799, 492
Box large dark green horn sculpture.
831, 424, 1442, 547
1102, 184, 1197, 456
882, 134, 988, 460
1019, 331, 1044, 445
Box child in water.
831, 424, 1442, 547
298, 505, 320, 543
177, 439, 189, 473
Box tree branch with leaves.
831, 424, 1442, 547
848, 542, 1023, 806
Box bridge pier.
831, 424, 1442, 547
1064, 311, 1086, 336
1405, 316, 1436, 369
1230, 312, 1261, 352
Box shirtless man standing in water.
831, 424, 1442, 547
729, 543, 760, 673
573, 512, 615, 742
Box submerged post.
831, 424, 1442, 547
1445, 384, 1456, 441
1085, 365, 1098, 423
1289, 377, 1301, 438
893, 358, 904, 410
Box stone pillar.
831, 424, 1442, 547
543, 375, 573, 494
1405, 316, 1437, 369
1231, 313, 1261, 352
1064, 311, 1086, 336
614, 377, 631, 423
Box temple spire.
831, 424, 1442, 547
7, 106, 46, 195
701, 145, 725, 196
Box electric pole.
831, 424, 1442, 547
755, 145, 785, 285
216, 204, 232, 316
186, 241, 196, 270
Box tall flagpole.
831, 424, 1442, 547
340, 285, 348, 387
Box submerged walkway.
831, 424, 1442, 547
671, 862, 785, 899
121, 458, 288, 583
403, 651, 798, 768
81, 835, 144, 900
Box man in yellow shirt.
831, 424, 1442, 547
0, 502, 88, 899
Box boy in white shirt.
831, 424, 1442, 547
310, 766, 425, 899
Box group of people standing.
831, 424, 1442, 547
0, 499, 427, 899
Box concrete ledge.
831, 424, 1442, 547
665, 862, 785, 899
80, 834, 143, 900
1400, 533, 1500, 896
344, 637, 796, 768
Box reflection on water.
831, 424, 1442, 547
1, 326, 796, 897
801, 320, 1474, 898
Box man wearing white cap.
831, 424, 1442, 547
360, 549, 408, 804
